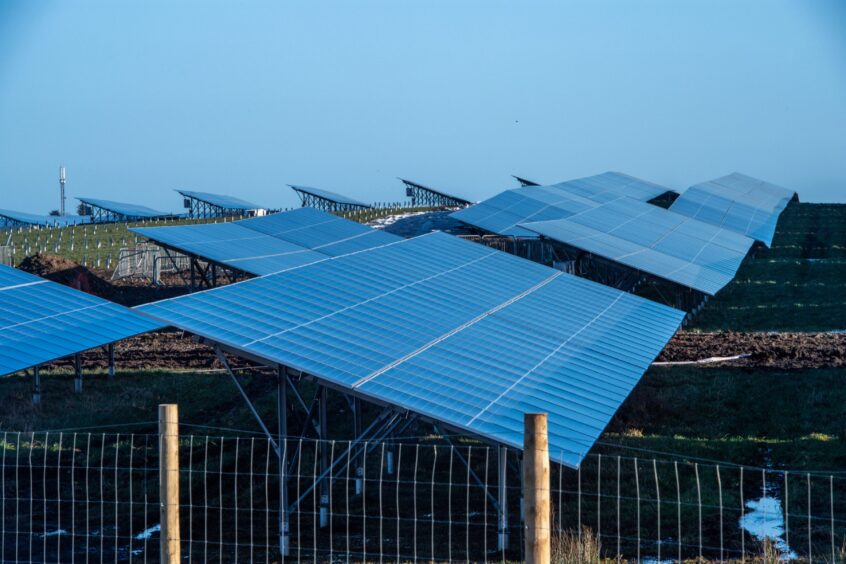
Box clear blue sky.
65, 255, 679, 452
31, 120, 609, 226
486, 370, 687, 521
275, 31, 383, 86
1, 0, 844, 214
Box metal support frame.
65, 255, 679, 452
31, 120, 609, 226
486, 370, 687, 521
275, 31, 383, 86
183, 196, 245, 219
399, 179, 471, 208
293, 188, 371, 213
319, 386, 330, 527
73, 353, 82, 393
512, 175, 540, 187
434, 424, 501, 511
32, 366, 41, 404
353, 396, 363, 495
277, 366, 290, 556
107, 343, 115, 379
498, 446, 510, 551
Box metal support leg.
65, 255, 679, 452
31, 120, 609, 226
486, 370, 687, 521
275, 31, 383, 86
353, 397, 363, 495
277, 367, 290, 556
107, 343, 115, 379
73, 353, 82, 393
319, 387, 329, 528
497, 446, 509, 551
32, 366, 41, 404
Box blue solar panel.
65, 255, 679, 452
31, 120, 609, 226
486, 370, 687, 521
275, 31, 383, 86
452, 172, 674, 237
670, 173, 796, 246
289, 185, 370, 207
522, 198, 755, 295
0, 209, 88, 227
138, 232, 684, 467
77, 197, 172, 219
131, 207, 402, 275
0, 265, 164, 376
552, 172, 672, 204
177, 190, 262, 211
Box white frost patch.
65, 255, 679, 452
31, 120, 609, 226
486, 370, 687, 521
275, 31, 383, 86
38, 529, 69, 537
367, 211, 429, 229
135, 524, 160, 540
740, 496, 797, 559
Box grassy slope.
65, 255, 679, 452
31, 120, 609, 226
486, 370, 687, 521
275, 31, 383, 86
1, 206, 434, 267
690, 203, 846, 331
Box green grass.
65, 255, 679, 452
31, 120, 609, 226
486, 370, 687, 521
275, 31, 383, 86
0, 206, 437, 268
690, 203, 846, 331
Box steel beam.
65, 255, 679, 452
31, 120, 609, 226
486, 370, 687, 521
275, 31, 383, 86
277, 366, 290, 556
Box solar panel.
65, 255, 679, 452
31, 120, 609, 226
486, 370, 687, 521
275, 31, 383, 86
77, 197, 172, 219
131, 207, 402, 275
0, 265, 163, 376
670, 173, 797, 246
0, 209, 88, 227
176, 190, 262, 211
522, 198, 756, 295
450, 185, 598, 236
138, 232, 684, 467
289, 185, 370, 207
553, 172, 672, 204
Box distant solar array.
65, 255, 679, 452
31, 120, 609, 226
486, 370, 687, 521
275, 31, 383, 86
139, 232, 685, 468
671, 173, 797, 246
399, 178, 472, 208
522, 197, 756, 296
0, 209, 87, 228
177, 189, 264, 219
289, 185, 371, 212
131, 207, 401, 276
76, 197, 175, 222
0, 264, 163, 376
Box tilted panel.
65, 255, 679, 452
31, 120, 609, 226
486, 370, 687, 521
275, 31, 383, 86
138, 232, 684, 467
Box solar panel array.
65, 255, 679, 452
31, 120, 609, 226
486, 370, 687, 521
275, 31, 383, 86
0, 209, 87, 228
177, 190, 262, 211
138, 232, 685, 467
77, 197, 173, 219
451, 172, 673, 237
131, 207, 401, 276
0, 265, 163, 376
289, 185, 370, 207
670, 173, 797, 246
522, 198, 756, 295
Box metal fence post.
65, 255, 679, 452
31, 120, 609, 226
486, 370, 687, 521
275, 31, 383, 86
159, 404, 181, 564
524, 413, 550, 564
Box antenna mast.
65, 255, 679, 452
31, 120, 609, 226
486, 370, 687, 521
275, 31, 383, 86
59, 165, 67, 216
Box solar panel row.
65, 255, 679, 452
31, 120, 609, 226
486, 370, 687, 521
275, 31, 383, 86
522, 197, 756, 295
670, 173, 796, 246
138, 231, 685, 468
0, 265, 164, 376
77, 197, 173, 219
131, 207, 401, 276
177, 189, 262, 211
289, 185, 371, 207
0, 209, 87, 228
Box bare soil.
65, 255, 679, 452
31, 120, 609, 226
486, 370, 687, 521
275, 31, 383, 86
658, 330, 846, 369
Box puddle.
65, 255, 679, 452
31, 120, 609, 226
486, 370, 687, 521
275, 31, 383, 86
740, 496, 797, 559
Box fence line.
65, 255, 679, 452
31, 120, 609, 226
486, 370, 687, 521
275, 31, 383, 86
1, 431, 843, 562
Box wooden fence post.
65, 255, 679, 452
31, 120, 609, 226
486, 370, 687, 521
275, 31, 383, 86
159, 404, 181, 563
524, 413, 551, 564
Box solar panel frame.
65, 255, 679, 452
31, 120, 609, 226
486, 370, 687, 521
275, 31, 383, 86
521, 197, 755, 295
288, 185, 370, 207
670, 173, 796, 246
76, 197, 172, 219
176, 189, 262, 211
131, 207, 402, 276
137, 232, 685, 467
0, 265, 164, 376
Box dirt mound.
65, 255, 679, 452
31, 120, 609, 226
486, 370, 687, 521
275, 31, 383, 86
17, 253, 188, 306
659, 331, 846, 369
18, 253, 112, 294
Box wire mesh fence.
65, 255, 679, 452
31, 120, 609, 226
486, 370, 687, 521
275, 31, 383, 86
1, 431, 844, 562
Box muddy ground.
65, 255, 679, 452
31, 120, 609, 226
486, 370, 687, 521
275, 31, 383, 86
36, 329, 844, 372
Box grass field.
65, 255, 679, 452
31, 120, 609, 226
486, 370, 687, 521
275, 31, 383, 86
0, 206, 434, 268
690, 203, 846, 331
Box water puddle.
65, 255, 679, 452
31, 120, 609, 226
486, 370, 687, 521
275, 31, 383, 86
740, 495, 797, 559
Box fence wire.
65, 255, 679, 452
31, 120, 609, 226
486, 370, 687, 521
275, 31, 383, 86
1, 432, 844, 562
